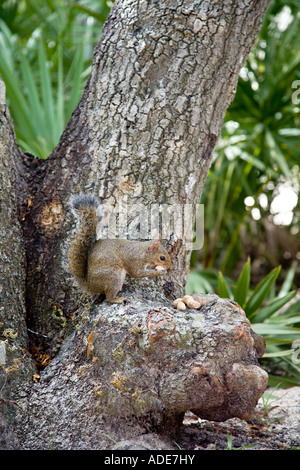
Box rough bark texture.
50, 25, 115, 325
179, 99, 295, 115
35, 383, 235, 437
0, 78, 36, 448
0, 0, 271, 450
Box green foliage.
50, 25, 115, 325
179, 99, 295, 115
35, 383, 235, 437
0, 0, 110, 157
260, 384, 281, 415
187, 260, 300, 386
200, 1, 300, 273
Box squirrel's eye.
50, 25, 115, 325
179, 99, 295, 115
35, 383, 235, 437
160, 255, 166, 261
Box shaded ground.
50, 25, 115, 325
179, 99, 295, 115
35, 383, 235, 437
178, 387, 300, 450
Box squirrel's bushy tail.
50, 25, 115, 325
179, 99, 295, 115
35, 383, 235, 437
67, 194, 99, 290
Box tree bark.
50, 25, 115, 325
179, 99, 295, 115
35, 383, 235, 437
17, 293, 267, 450
0, 78, 36, 447
0, 0, 271, 450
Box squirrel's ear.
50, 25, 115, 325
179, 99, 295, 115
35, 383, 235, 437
148, 237, 161, 253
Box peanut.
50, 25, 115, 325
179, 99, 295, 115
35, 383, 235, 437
182, 295, 201, 309
155, 265, 165, 271
173, 298, 186, 311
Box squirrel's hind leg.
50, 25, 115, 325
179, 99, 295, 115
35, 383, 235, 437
104, 269, 127, 304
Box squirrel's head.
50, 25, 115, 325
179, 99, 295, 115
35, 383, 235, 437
147, 238, 172, 272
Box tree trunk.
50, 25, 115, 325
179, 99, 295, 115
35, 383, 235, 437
0, 0, 270, 450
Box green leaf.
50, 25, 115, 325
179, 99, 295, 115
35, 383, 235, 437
70, 3, 108, 23
252, 291, 296, 323
245, 266, 281, 318
186, 270, 216, 295
282, 298, 300, 314
267, 374, 300, 388
19, 49, 47, 140
251, 322, 300, 340
233, 257, 250, 308
265, 130, 291, 179
263, 350, 292, 358
278, 262, 296, 299
66, 45, 85, 120
218, 271, 232, 299
38, 40, 55, 146
56, 43, 64, 144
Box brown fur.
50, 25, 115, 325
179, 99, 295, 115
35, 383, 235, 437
67, 194, 172, 302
